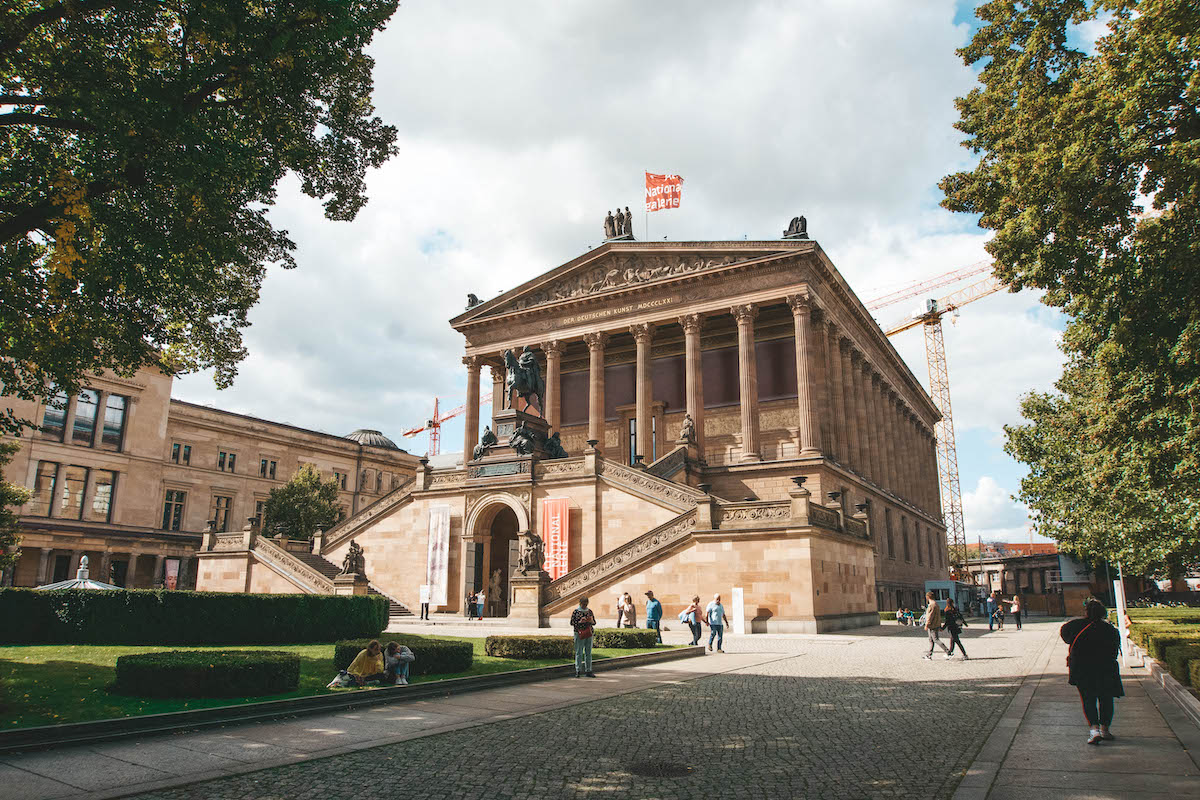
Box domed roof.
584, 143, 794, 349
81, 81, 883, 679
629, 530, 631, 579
344, 429, 401, 450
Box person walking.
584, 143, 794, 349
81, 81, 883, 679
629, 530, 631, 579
682, 595, 703, 645
704, 593, 730, 652
644, 590, 663, 644
986, 592, 998, 631
922, 591, 951, 660
615, 593, 625, 628
476, 590, 486, 620
943, 597, 969, 661
1061, 599, 1124, 745
467, 591, 477, 619
621, 592, 637, 628
1008, 595, 1023, 630
570, 596, 597, 678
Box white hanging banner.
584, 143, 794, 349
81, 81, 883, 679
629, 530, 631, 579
731, 587, 746, 635
426, 505, 451, 606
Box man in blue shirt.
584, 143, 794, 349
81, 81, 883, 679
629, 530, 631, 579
986, 591, 998, 631
644, 590, 663, 644
705, 593, 730, 652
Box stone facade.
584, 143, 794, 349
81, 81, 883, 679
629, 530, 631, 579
1, 365, 418, 589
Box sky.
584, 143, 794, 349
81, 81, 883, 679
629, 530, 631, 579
174, 0, 1077, 544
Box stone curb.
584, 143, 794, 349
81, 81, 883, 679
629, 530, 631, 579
1130, 643, 1200, 730
0, 645, 704, 755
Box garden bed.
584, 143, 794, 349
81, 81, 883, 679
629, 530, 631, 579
0, 633, 669, 729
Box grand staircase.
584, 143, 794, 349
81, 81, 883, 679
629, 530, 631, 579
291, 550, 414, 618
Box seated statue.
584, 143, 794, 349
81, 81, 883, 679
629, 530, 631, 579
473, 425, 498, 460
544, 431, 568, 459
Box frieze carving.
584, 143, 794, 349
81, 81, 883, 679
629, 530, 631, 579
844, 516, 869, 540
808, 504, 840, 530
468, 460, 531, 478
213, 533, 244, 551
715, 502, 791, 525
253, 536, 335, 593
544, 510, 697, 603
491, 254, 742, 316
596, 459, 704, 510
429, 471, 466, 488
536, 458, 587, 479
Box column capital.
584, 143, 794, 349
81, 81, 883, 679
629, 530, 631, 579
731, 303, 759, 323
629, 322, 655, 343
870, 371, 883, 388
488, 364, 505, 383
539, 339, 565, 356
583, 331, 609, 350
786, 293, 813, 315
678, 313, 704, 334
463, 354, 483, 369
838, 334, 854, 353
849, 346, 864, 365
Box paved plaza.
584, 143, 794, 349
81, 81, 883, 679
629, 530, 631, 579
2, 619, 1197, 799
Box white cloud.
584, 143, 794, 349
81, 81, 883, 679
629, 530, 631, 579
961, 475, 1049, 543
172, 1, 1065, 474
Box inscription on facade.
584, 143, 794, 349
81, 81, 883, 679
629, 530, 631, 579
560, 297, 676, 327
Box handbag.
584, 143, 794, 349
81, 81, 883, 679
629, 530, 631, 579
578, 625, 593, 639
1066, 621, 1093, 667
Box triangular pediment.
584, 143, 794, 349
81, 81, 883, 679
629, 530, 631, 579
451, 240, 815, 329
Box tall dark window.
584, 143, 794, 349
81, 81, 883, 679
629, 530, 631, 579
87, 470, 117, 523
71, 390, 99, 445
260, 458, 268, 477
254, 499, 267, 525
182, 445, 191, 465
902, 517, 911, 562
100, 394, 126, 451
268, 460, 276, 479
58, 465, 88, 519
162, 489, 186, 530
628, 418, 637, 465
39, 391, 68, 441
28, 461, 58, 516
917, 524, 925, 564
227, 453, 236, 472
171, 443, 181, 463
217, 451, 226, 470
213, 495, 232, 532
885, 509, 894, 558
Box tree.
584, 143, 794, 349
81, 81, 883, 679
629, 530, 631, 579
0, 441, 32, 572
0, 0, 399, 434
262, 464, 340, 540
942, 0, 1200, 574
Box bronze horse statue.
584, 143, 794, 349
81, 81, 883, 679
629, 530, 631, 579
503, 347, 546, 414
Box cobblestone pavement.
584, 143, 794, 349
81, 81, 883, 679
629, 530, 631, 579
124, 620, 1056, 800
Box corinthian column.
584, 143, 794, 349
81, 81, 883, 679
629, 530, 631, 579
540, 340, 563, 430
863, 366, 883, 482
839, 339, 862, 472
463, 355, 481, 459
883, 388, 900, 494
584, 332, 608, 448
787, 295, 821, 457
679, 313, 706, 454
823, 321, 843, 460
732, 304, 761, 462
630, 323, 655, 462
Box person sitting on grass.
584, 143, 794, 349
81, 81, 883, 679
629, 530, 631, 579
346, 639, 387, 687
384, 641, 416, 685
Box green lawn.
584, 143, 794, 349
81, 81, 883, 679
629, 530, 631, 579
0, 634, 669, 729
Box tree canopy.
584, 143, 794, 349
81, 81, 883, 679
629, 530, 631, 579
0, 441, 31, 571
942, 0, 1199, 574
262, 463, 341, 540
0, 0, 399, 434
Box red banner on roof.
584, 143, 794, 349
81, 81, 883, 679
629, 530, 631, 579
645, 172, 683, 212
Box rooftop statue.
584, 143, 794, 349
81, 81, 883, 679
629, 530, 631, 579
604, 209, 617, 240
503, 345, 545, 413
784, 216, 808, 239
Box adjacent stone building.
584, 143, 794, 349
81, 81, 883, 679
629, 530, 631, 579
194, 235, 948, 631
0, 366, 418, 589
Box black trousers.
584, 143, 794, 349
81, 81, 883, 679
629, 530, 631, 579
1078, 689, 1115, 726
947, 628, 967, 656
1013, 611, 1022, 629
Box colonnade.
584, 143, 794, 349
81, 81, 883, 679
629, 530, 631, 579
463, 296, 942, 516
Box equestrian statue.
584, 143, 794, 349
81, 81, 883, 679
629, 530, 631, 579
502, 345, 546, 414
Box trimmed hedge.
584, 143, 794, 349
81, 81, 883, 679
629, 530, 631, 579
1127, 607, 1200, 620
592, 628, 658, 649
1192, 660, 1200, 691
484, 635, 574, 659
0, 588, 387, 645
1163, 644, 1200, 687
112, 650, 300, 697
334, 635, 473, 676
1141, 628, 1200, 660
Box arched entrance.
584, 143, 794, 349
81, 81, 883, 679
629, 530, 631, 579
464, 495, 530, 618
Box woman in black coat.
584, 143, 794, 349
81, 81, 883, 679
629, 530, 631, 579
1060, 599, 1124, 745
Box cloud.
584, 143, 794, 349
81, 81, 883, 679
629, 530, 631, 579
961, 475, 1047, 543
172, 0, 1065, 477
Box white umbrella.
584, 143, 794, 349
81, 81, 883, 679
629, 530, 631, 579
35, 555, 123, 591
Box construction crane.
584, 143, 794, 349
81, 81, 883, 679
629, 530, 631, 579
876, 272, 1005, 571
865, 259, 992, 311
402, 392, 493, 457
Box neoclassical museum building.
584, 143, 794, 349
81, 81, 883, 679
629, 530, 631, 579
196, 234, 948, 631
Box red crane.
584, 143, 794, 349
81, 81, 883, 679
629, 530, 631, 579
402, 392, 493, 457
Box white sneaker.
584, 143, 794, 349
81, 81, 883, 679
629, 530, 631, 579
398, 676, 409, 685
922, 654, 933, 660
1087, 727, 1102, 745
944, 653, 954, 660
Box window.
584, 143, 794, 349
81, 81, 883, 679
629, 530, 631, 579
254, 499, 267, 525
72, 389, 99, 445
183, 445, 191, 465
38, 391, 68, 441
86, 470, 117, 523
228, 453, 236, 472
885, 509, 894, 558
902, 517, 911, 562
162, 489, 186, 531
916, 524, 924, 564
100, 394, 126, 451
334, 471, 347, 490
218, 451, 236, 472
171, 442, 191, 465
260, 459, 276, 479
28, 461, 58, 516
652, 415, 657, 462
217, 451, 226, 470
213, 495, 232, 532
628, 418, 637, 465
171, 443, 180, 463
58, 465, 88, 519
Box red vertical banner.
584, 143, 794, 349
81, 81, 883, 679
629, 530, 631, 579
645, 172, 683, 212
542, 498, 571, 579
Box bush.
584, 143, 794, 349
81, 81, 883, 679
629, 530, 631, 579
1143, 629, 1200, 661
112, 650, 300, 697
0, 588, 387, 645
592, 628, 659, 649
1192, 660, 1200, 691
334, 635, 473, 677
484, 635, 574, 659
1163, 644, 1200, 686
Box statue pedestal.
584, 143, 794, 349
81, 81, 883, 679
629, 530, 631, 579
509, 571, 550, 627
333, 573, 369, 596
